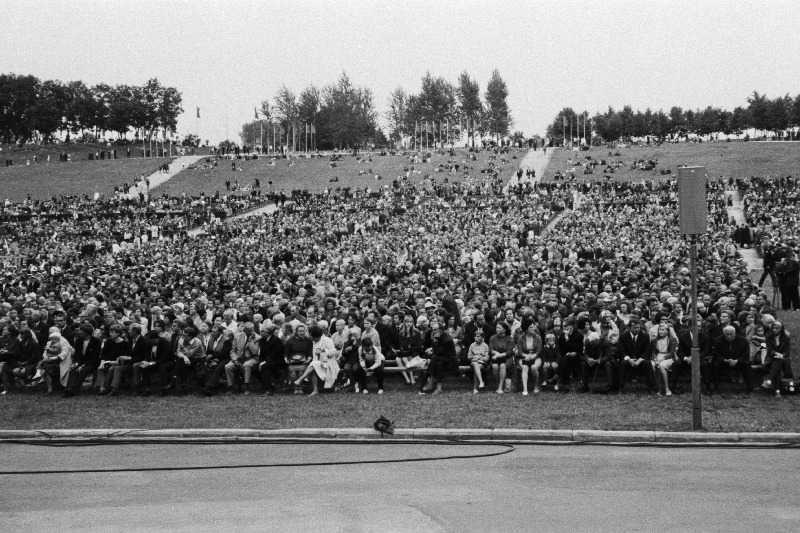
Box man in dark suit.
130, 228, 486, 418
53, 312, 74, 347
28, 310, 49, 350
711, 326, 753, 393
132, 331, 173, 396
618, 319, 654, 392
258, 325, 286, 395
758, 240, 777, 289
776, 251, 800, 310
103, 324, 149, 396
64, 324, 102, 397
672, 317, 710, 392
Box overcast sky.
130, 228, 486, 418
3, 0, 799, 143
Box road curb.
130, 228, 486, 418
1, 428, 799, 444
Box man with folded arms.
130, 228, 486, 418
711, 325, 753, 393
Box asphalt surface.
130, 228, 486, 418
1, 442, 799, 532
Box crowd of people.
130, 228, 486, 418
0, 152, 795, 400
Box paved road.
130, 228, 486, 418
1, 442, 798, 532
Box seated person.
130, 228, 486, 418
354, 337, 385, 394
710, 326, 753, 393
467, 330, 489, 393
651, 324, 677, 396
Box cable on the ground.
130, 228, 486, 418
0, 434, 798, 476
0, 438, 516, 475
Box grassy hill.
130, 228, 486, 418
541, 141, 800, 182
0, 157, 174, 201
153, 148, 528, 196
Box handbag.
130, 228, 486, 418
405, 355, 429, 369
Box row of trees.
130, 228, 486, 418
547, 92, 800, 144
240, 70, 515, 150
240, 73, 383, 151
385, 70, 513, 147
0, 73, 183, 144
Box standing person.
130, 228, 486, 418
776, 252, 800, 310
418, 319, 457, 395
758, 240, 777, 289
355, 337, 385, 394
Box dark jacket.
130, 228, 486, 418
619, 330, 650, 361
258, 334, 285, 365
129, 335, 151, 364
154, 337, 174, 366
73, 336, 103, 368
431, 332, 457, 362
712, 334, 750, 364
397, 326, 423, 358
677, 330, 710, 360
18, 338, 41, 366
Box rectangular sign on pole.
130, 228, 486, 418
678, 166, 708, 235
678, 165, 706, 431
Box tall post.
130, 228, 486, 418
691, 236, 702, 430
678, 166, 707, 431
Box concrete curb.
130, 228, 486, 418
1, 428, 799, 444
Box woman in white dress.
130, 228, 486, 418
293, 325, 340, 396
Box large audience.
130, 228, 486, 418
0, 150, 795, 400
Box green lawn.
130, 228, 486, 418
0, 157, 174, 201
153, 148, 528, 196
541, 141, 800, 182
1, 381, 796, 432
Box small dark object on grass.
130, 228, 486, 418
374, 415, 395, 436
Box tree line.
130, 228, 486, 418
241, 72, 381, 151
548, 91, 800, 144
386, 69, 514, 148
241, 70, 514, 150
0, 73, 183, 145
